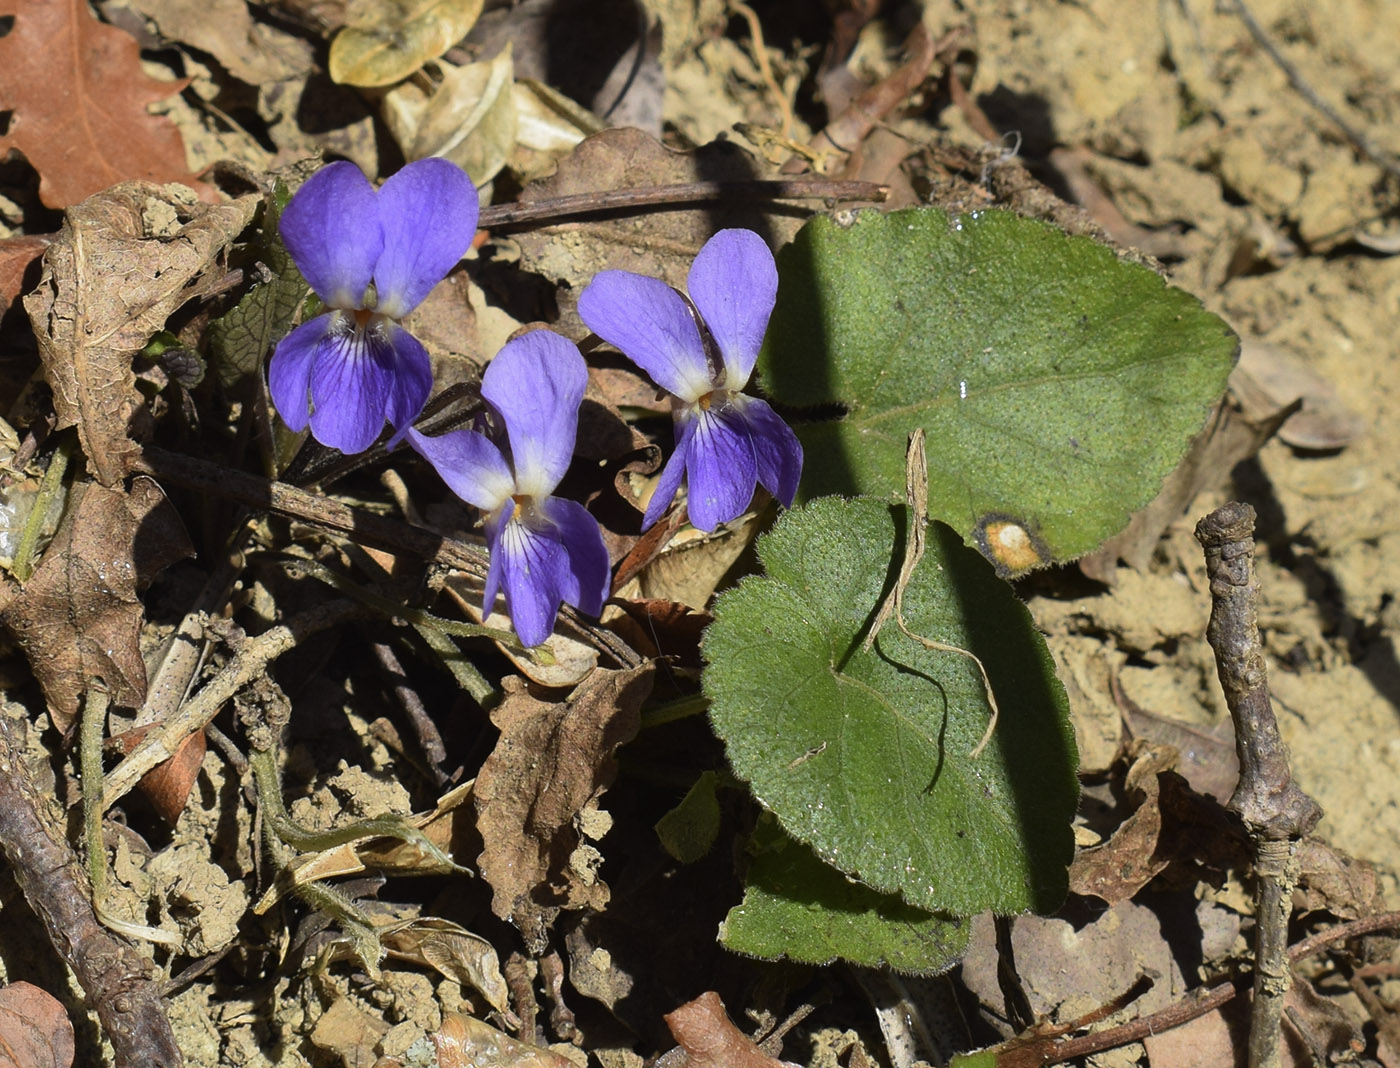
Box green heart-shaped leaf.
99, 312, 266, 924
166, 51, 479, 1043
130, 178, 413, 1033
759, 208, 1238, 568
721, 815, 969, 974
703, 496, 1078, 915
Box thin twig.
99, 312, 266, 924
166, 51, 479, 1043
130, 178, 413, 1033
371, 640, 450, 788
1196, 502, 1321, 1068
0, 713, 183, 1066
476, 178, 889, 231
1028, 912, 1400, 1065
102, 599, 364, 810
81, 685, 110, 899
731, 1, 795, 138
134, 446, 642, 668
1229, 0, 1400, 182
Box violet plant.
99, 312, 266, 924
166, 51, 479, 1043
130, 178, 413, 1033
251, 162, 1238, 976
577, 228, 803, 532
269, 158, 478, 454
405, 331, 609, 648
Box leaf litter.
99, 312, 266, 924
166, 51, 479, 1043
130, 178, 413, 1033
0, 1, 1398, 1066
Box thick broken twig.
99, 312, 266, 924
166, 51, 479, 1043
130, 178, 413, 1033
1195, 502, 1322, 1068
0, 713, 182, 1067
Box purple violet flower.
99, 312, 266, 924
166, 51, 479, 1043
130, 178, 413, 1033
576, 228, 802, 532
406, 331, 610, 648
269, 159, 478, 454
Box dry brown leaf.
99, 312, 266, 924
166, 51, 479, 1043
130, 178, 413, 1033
0, 235, 53, 319
1232, 338, 1365, 451
608, 599, 710, 668
661, 992, 801, 1068
109, 722, 207, 824
386, 46, 517, 186
433, 1013, 575, 1068
961, 904, 1185, 1040
0, 981, 76, 1068
0, 0, 209, 207
475, 664, 654, 949
329, 0, 485, 87
631, 513, 764, 612
128, 0, 313, 85
1068, 742, 1176, 904
377, 917, 510, 1014
25, 185, 257, 486
1295, 838, 1387, 921
0, 477, 192, 730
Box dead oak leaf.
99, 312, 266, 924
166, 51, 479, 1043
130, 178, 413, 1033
0, 477, 192, 731
0, 0, 210, 208
24, 184, 257, 486
475, 663, 654, 950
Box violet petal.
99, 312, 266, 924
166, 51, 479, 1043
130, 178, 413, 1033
537, 495, 611, 617
279, 162, 382, 309
380, 321, 433, 439
405, 427, 514, 513
494, 511, 578, 647
306, 321, 396, 454
684, 401, 761, 532
267, 313, 332, 433
373, 159, 479, 319
577, 270, 714, 401
736, 395, 803, 507
641, 412, 698, 529
686, 229, 777, 389
481, 331, 586, 499
482, 505, 511, 626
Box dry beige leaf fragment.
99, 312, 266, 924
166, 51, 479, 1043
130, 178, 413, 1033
24, 184, 258, 487
330, 0, 485, 87
434, 1013, 576, 1068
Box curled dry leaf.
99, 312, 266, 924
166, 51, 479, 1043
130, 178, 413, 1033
0, 235, 53, 319
1232, 338, 1365, 451
0, 981, 76, 1068
475, 664, 654, 950
0, 0, 209, 207
1068, 741, 1177, 904
660, 992, 802, 1068
434, 1013, 576, 1068
377, 917, 511, 1015
329, 0, 485, 87
109, 721, 207, 824
24, 185, 258, 486
0, 477, 192, 730
384, 46, 517, 187
127, 0, 313, 86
